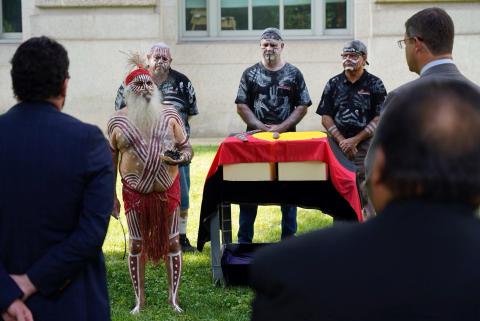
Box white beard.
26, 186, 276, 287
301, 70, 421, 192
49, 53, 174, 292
125, 89, 163, 138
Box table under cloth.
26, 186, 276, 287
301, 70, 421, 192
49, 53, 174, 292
197, 132, 363, 251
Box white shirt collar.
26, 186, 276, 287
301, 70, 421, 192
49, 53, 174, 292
420, 58, 454, 75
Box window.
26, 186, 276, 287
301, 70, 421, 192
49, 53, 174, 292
181, 0, 351, 39
1, 0, 22, 39
284, 0, 311, 30
186, 0, 208, 31
325, 0, 346, 29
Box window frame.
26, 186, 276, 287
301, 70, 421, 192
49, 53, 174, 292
0, 0, 22, 40
179, 0, 352, 41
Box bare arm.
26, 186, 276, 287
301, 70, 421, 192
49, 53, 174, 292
340, 116, 379, 147
322, 115, 345, 144
353, 116, 379, 144
162, 118, 194, 165
237, 104, 270, 131
108, 127, 121, 219
111, 145, 121, 219
338, 116, 379, 157
322, 115, 356, 158
268, 105, 308, 133
175, 117, 193, 164
177, 142, 193, 164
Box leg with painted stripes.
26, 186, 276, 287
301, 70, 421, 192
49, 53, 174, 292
165, 207, 183, 312
126, 210, 145, 314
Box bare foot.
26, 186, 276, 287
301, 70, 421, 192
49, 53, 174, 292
169, 302, 183, 313
130, 301, 145, 315
130, 305, 141, 315
168, 296, 183, 313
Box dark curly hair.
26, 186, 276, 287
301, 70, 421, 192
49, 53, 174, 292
10, 36, 69, 102
372, 79, 480, 206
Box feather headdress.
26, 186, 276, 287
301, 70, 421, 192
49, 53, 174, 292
125, 51, 149, 70
120, 51, 151, 86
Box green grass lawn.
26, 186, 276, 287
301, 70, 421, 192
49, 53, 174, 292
104, 145, 333, 321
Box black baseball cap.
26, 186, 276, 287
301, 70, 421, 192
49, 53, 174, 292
343, 40, 369, 65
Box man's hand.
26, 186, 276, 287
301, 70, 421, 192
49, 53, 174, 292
339, 137, 359, 158
10, 275, 36, 301
1, 299, 33, 321
161, 151, 189, 165
112, 197, 121, 219
257, 123, 271, 132
267, 124, 287, 133
237, 104, 275, 132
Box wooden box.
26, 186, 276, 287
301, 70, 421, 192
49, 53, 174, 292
223, 162, 276, 181
277, 161, 328, 181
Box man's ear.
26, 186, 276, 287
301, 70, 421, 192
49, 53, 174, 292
60, 78, 69, 98
414, 37, 426, 54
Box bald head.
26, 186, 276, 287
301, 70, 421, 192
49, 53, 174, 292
371, 79, 480, 206
419, 92, 479, 157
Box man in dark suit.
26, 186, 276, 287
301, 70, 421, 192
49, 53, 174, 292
250, 79, 480, 320
384, 7, 478, 110
0, 37, 114, 321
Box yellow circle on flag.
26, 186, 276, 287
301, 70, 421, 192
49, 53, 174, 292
252, 131, 327, 141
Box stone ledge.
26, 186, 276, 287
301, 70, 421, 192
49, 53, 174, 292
36, 0, 156, 8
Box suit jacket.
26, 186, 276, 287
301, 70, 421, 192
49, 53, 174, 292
0, 102, 114, 321
250, 200, 480, 321
382, 63, 479, 111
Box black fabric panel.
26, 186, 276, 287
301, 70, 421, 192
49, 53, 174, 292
197, 152, 359, 251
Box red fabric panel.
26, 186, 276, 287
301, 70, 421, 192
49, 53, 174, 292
206, 135, 362, 221
122, 175, 180, 263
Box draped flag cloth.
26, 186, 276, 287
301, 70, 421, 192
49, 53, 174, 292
197, 132, 362, 251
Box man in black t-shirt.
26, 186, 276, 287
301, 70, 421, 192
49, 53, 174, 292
235, 27, 312, 243
317, 40, 386, 220
317, 40, 386, 180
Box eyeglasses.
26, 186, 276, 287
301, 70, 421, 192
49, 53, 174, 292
397, 37, 414, 49
397, 36, 422, 49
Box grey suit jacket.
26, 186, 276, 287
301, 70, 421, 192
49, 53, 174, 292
382, 63, 479, 112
